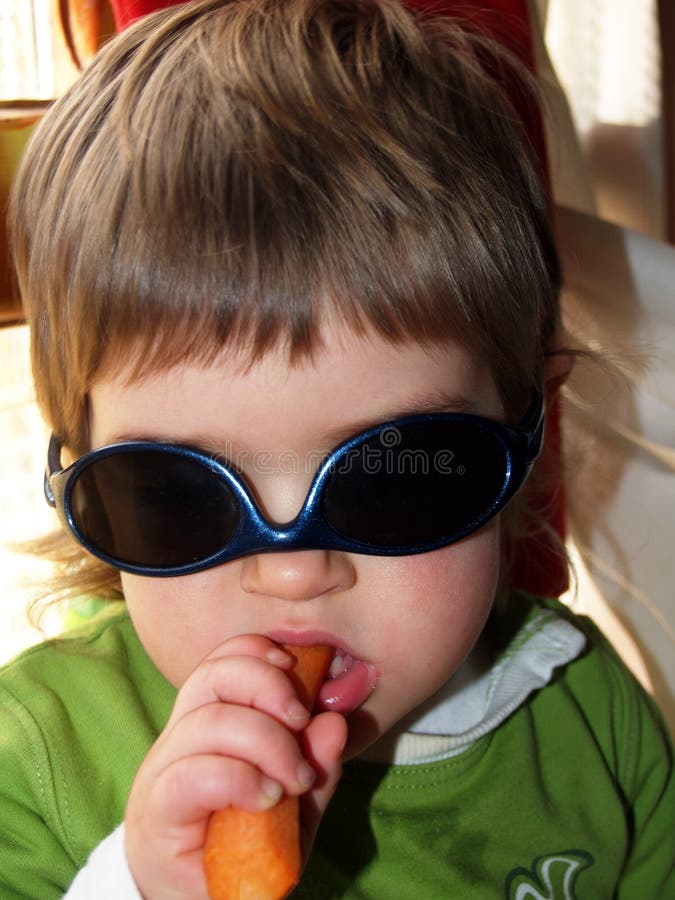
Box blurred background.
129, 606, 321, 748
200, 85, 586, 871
1, 1, 673, 732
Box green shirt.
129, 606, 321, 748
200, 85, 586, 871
0, 596, 672, 898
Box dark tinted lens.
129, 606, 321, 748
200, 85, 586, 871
68, 449, 240, 568
322, 420, 508, 546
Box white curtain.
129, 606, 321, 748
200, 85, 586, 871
0, 0, 53, 100
539, 0, 665, 239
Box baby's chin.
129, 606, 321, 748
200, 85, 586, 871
341, 712, 386, 761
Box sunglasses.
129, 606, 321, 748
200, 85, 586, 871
44, 392, 544, 577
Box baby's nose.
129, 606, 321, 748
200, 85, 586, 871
239, 549, 356, 602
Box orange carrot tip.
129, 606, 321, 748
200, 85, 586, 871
204, 644, 332, 900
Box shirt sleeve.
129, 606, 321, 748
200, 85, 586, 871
64, 825, 142, 898
615, 678, 675, 897
0, 686, 79, 897
546, 602, 674, 897
0, 679, 139, 898
574, 610, 675, 897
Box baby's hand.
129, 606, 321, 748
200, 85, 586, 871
124, 635, 346, 900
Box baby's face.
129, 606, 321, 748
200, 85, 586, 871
89, 324, 504, 758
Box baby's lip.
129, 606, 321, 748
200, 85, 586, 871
316, 655, 379, 715
266, 628, 359, 660
266, 629, 378, 715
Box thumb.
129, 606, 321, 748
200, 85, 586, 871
297, 711, 347, 858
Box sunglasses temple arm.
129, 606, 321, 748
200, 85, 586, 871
524, 390, 546, 464
44, 435, 63, 507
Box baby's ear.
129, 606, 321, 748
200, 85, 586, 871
543, 351, 575, 396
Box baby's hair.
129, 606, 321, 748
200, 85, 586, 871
9, 0, 563, 605
11, 0, 559, 451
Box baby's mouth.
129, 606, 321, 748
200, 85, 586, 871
316, 650, 379, 715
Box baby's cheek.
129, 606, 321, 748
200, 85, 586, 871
381, 529, 501, 691
120, 571, 224, 687
391, 524, 501, 614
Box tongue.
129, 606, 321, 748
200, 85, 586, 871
316, 653, 378, 714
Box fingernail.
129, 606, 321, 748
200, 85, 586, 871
286, 699, 310, 721
259, 777, 283, 809
266, 647, 292, 667
297, 761, 317, 788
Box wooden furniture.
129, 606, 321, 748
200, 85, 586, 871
659, 0, 674, 243
0, 105, 46, 325
0, 3, 116, 326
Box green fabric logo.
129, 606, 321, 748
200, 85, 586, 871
505, 850, 595, 899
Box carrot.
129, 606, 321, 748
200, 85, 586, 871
204, 644, 332, 900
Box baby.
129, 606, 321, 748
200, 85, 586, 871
2, 1, 672, 897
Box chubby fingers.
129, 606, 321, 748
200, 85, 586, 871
169, 634, 314, 731
148, 752, 288, 829
160, 700, 317, 798
125, 636, 338, 896
139, 636, 332, 825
